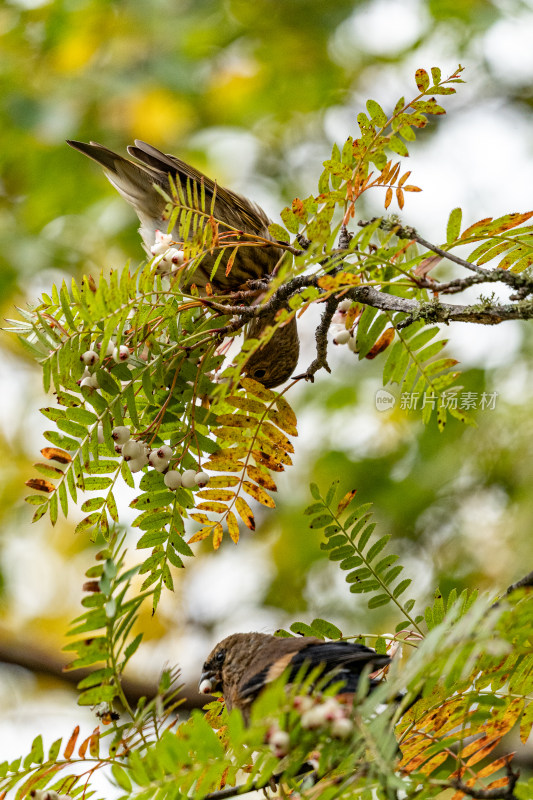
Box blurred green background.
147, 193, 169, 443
2, 0, 533, 755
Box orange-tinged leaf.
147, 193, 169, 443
196, 501, 228, 513
196, 489, 235, 502
41, 447, 72, 463
212, 523, 224, 549
240, 377, 277, 401
385, 187, 393, 209
188, 526, 215, 544
243, 481, 276, 508
337, 489, 357, 515
366, 327, 395, 359
414, 255, 442, 276
398, 170, 411, 187
247, 465, 277, 491
26, 478, 55, 493
226, 511, 240, 543
460, 217, 493, 239
403, 185, 422, 192
463, 736, 501, 767
64, 725, 80, 759
476, 754, 514, 779
78, 735, 89, 758
235, 496, 255, 530
396, 188, 405, 209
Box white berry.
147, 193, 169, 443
330, 717, 353, 738
157, 445, 173, 460
199, 678, 213, 695
269, 730, 290, 757
167, 247, 184, 265
81, 349, 99, 365
333, 329, 351, 345
128, 454, 148, 473
122, 440, 144, 460
148, 450, 170, 471
113, 345, 130, 363
112, 425, 130, 444
194, 471, 209, 487
80, 375, 98, 389
181, 469, 197, 489
164, 470, 183, 490
337, 298, 352, 312
348, 335, 357, 352
96, 424, 104, 443
301, 706, 327, 730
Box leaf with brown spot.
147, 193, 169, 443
207, 476, 240, 488
216, 414, 255, 428
240, 377, 276, 401
26, 478, 55, 493
41, 447, 72, 463
366, 328, 395, 359
226, 396, 266, 415
247, 465, 277, 492
63, 725, 80, 759
385, 187, 393, 209
252, 449, 286, 472
196, 489, 235, 502
226, 511, 240, 543
243, 481, 276, 508
337, 489, 357, 515
259, 421, 295, 452
188, 526, 215, 544
235, 496, 255, 530
190, 512, 210, 524
212, 523, 224, 550
196, 501, 228, 514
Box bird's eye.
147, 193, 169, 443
215, 650, 225, 664
253, 369, 266, 378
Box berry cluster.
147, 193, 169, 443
92, 425, 210, 486
30, 791, 72, 800
79, 339, 131, 389
331, 298, 357, 352
265, 694, 354, 759
150, 230, 185, 276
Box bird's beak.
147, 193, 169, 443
199, 671, 220, 695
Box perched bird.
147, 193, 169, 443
67, 139, 300, 387
199, 632, 390, 722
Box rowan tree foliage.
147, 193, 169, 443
3, 66, 533, 800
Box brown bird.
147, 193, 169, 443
199, 632, 390, 722
67, 139, 300, 388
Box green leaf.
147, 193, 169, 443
446, 207, 463, 243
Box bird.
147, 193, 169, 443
67, 139, 300, 388
198, 631, 391, 723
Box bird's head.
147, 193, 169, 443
199, 644, 226, 696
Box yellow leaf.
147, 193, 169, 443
190, 513, 210, 524
243, 481, 276, 508
89, 727, 100, 757
365, 327, 395, 360
252, 448, 287, 472
196, 489, 235, 502
385, 187, 393, 209
227, 396, 266, 414
246, 465, 277, 492
216, 413, 255, 428
207, 476, 240, 488
267, 397, 298, 436
213, 523, 224, 549
235, 496, 255, 530
240, 377, 277, 401
227, 511, 240, 543
188, 526, 215, 544
259, 421, 295, 453
196, 501, 228, 513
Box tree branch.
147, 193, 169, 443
448, 760, 519, 799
